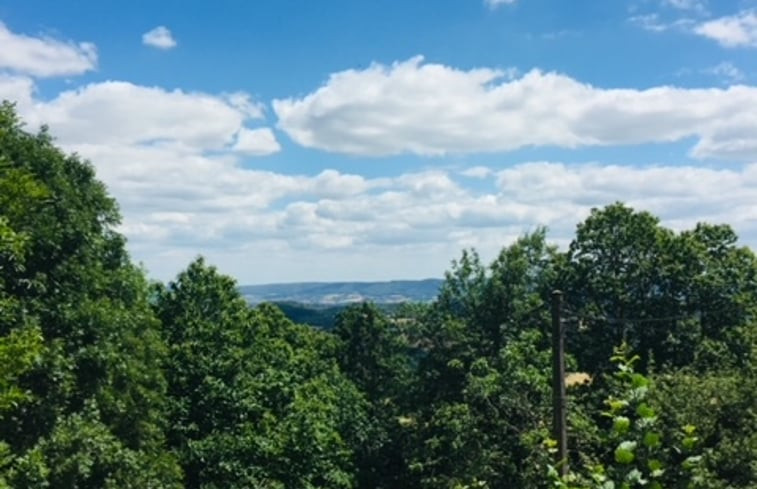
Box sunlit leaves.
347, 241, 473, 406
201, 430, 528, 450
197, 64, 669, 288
0, 326, 43, 413
614, 441, 637, 465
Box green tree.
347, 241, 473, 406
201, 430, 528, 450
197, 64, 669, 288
649, 349, 757, 488
403, 231, 561, 488
409, 330, 554, 489
334, 302, 413, 402
562, 204, 674, 372
562, 203, 757, 373
549, 345, 705, 489
0, 102, 181, 487
333, 303, 417, 488
154, 258, 367, 489
0, 326, 43, 489
560, 204, 757, 487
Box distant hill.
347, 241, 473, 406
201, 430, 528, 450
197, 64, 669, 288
238, 278, 443, 305
271, 302, 347, 329
269, 301, 410, 329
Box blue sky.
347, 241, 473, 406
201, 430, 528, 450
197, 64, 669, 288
1, 0, 757, 283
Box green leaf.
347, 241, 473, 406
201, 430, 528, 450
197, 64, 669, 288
607, 399, 629, 414
636, 403, 656, 419
631, 373, 649, 389
682, 455, 702, 470
613, 416, 631, 435
682, 436, 698, 451
647, 459, 664, 472
625, 468, 646, 485
614, 441, 637, 465
643, 432, 661, 449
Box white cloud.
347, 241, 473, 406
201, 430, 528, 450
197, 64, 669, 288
694, 10, 757, 47
460, 166, 493, 178
149, 159, 757, 283
705, 61, 745, 83
0, 74, 35, 110
25, 81, 274, 152
233, 128, 281, 155
274, 56, 757, 160
630, 14, 666, 32
0, 21, 97, 77
142, 26, 177, 50
1, 75, 294, 281
4, 44, 757, 283
100, 149, 757, 283
9, 72, 757, 282
224, 92, 265, 118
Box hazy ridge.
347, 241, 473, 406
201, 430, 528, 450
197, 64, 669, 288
238, 278, 443, 305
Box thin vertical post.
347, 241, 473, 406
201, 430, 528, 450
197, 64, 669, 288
551, 289, 568, 474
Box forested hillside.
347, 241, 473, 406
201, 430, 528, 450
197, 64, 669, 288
1, 102, 755, 488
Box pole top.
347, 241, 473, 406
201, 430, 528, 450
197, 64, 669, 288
552, 289, 563, 297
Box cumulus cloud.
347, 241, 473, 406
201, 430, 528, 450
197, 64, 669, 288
233, 128, 281, 155
7, 71, 757, 281
102, 153, 757, 282
16, 81, 280, 155
273, 56, 757, 160
0, 21, 97, 77
496, 162, 755, 210
4, 39, 757, 282
1, 74, 290, 281
234, 161, 757, 281
224, 92, 265, 118
694, 10, 757, 47
142, 26, 177, 49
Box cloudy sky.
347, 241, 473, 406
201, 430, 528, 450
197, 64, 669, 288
1, 0, 757, 284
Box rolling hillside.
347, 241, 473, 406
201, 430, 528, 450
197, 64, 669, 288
238, 278, 443, 305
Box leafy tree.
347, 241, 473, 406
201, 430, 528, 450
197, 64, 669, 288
669, 224, 757, 369
0, 212, 44, 419
0, 326, 43, 489
334, 302, 413, 402
562, 203, 757, 373
0, 102, 181, 487
154, 258, 368, 489
426, 230, 557, 401
649, 350, 757, 488
409, 330, 554, 489
404, 232, 562, 488
561, 204, 675, 372
333, 303, 417, 488
549, 345, 705, 489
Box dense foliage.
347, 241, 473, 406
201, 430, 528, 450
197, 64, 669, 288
1, 103, 755, 488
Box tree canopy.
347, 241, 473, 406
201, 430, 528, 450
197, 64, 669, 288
1, 102, 754, 488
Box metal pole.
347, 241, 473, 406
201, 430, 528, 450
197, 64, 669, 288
551, 289, 568, 474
